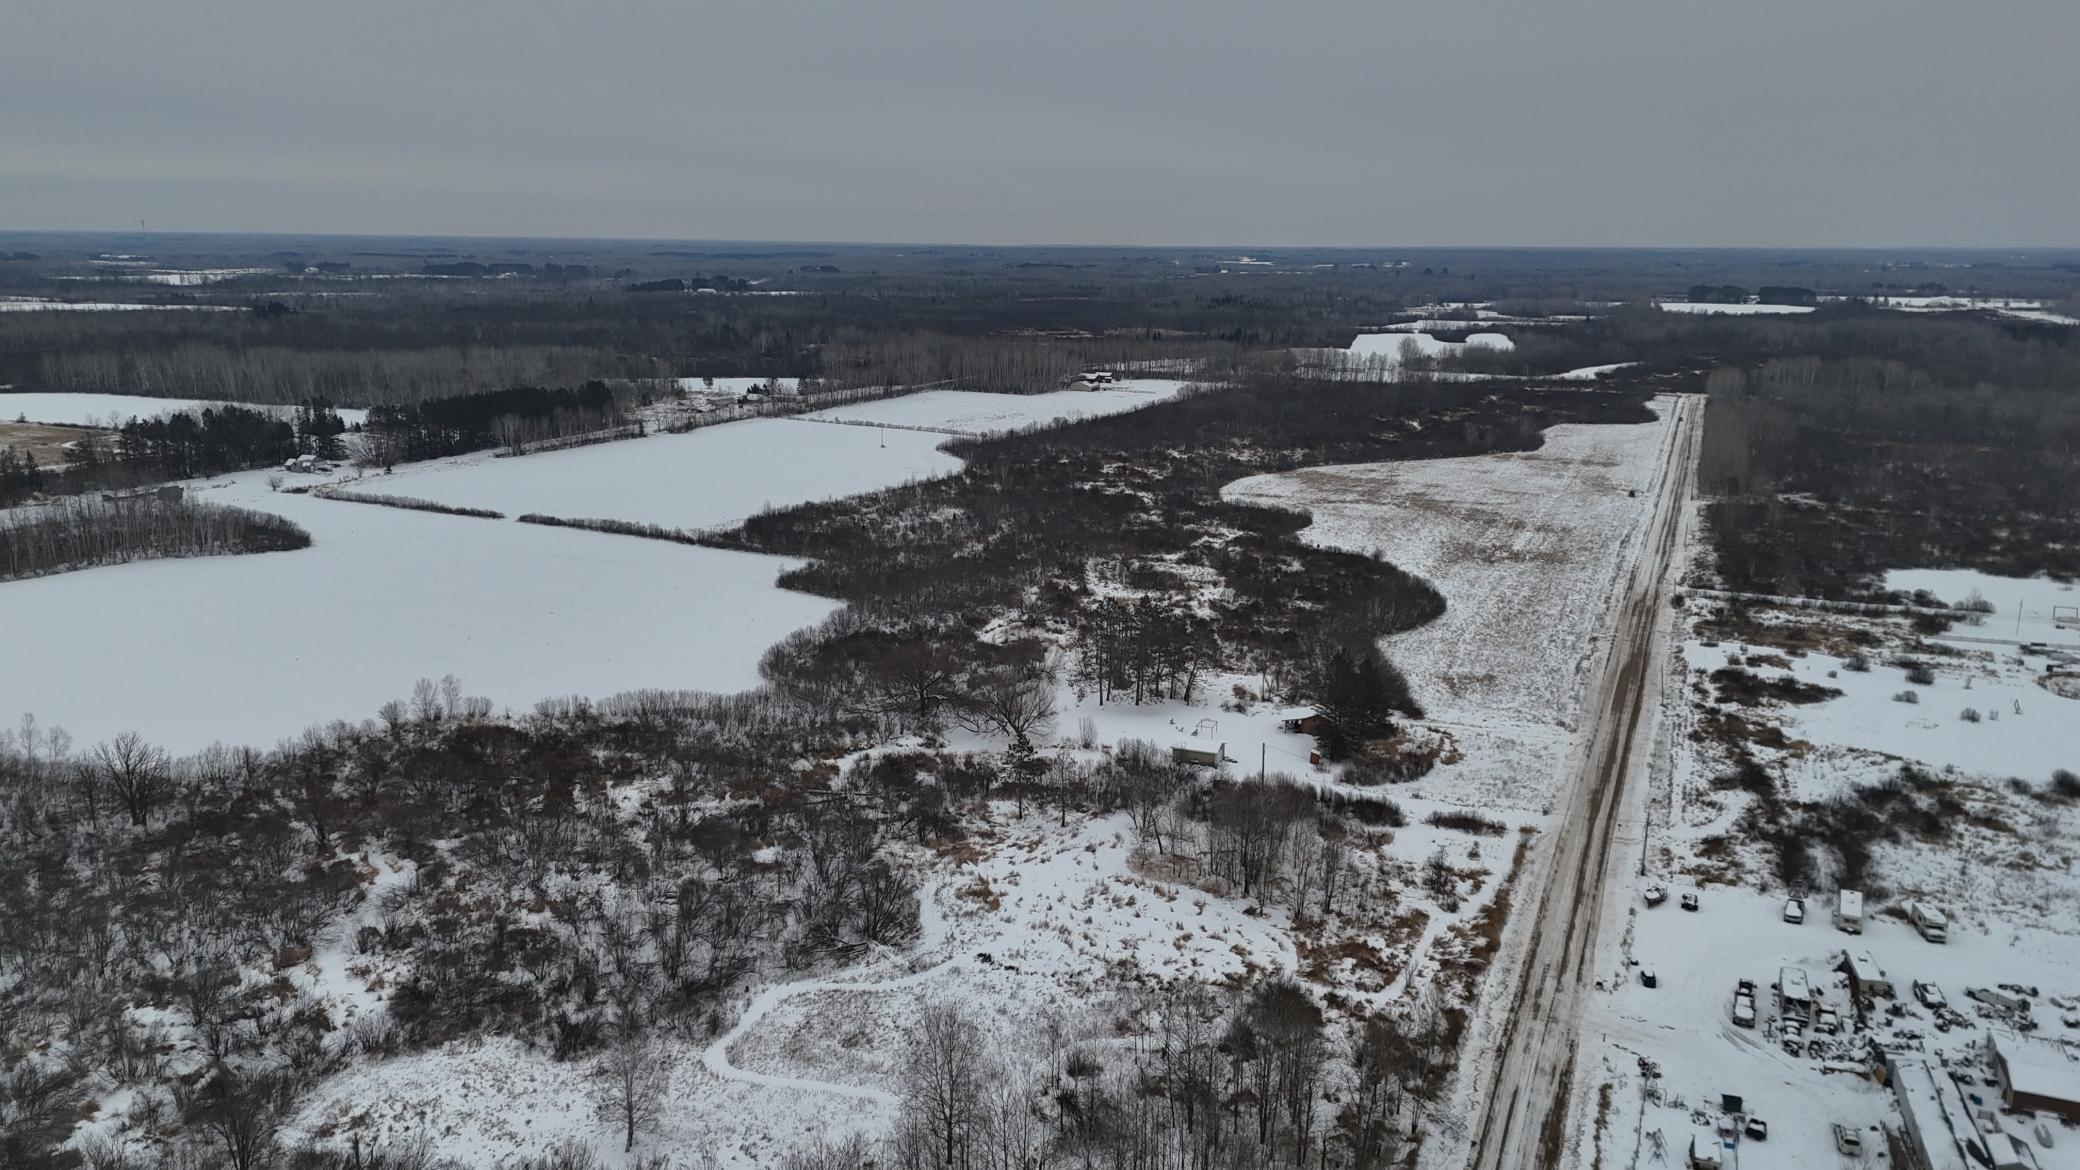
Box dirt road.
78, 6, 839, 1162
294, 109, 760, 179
1465, 395, 1700, 1170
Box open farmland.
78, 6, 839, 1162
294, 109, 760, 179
0, 464, 835, 751
800, 379, 1188, 434
368, 418, 960, 532
0, 418, 93, 464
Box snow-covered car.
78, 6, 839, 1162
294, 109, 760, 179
1732, 996, 1756, 1029
1780, 1019, 1805, 1055
1815, 1007, 1842, 1034
1833, 1124, 1863, 1155
1783, 897, 1806, 924
1745, 1117, 1768, 1142
1915, 981, 1947, 1009
1681, 891, 1700, 912
1640, 967, 1658, 989
1644, 884, 1667, 907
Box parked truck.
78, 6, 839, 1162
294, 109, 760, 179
1905, 900, 1949, 943
1836, 889, 1864, 934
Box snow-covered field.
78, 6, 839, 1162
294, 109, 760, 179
0, 387, 1182, 753
1224, 399, 1675, 810
1287, 330, 1518, 383
1657, 302, 1816, 315
0, 466, 835, 752
1886, 567, 2080, 645
800, 380, 1187, 434
1347, 330, 1515, 360
374, 418, 960, 531
1827, 296, 2080, 326
2, 391, 369, 427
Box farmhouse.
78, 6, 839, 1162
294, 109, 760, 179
1990, 1033, 2080, 1122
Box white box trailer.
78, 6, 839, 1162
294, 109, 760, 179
1906, 900, 1949, 943
1842, 949, 1895, 999
1779, 966, 1814, 1015
1836, 889, 1865, 934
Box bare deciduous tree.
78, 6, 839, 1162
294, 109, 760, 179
593, 1031, 668, 1154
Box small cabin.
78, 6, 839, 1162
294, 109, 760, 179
1277, 706, 1320, 734
1171, 740, 1226, 767
1078, 370, 1117, 385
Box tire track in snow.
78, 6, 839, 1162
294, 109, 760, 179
699, 882, 960, 1106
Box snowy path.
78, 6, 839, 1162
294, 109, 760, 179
699, 882, 960, 1107
1460, 395, 1701, 1170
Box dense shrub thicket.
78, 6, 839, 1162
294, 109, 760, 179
714, 374, 1657, 700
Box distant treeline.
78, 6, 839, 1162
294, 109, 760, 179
817, 332, 1232, 394
0, 496, 310, 581
626, 275, 750, 293
35, 342, 641, 408
421, 261, 592, 279
362, 381, 621, 463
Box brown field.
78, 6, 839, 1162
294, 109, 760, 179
0, 420, 94, 466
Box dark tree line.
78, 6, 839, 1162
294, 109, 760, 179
1695, 344, 2080, 596
362, 381, 622, 463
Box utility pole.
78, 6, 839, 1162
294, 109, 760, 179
1260, 743, 1266, 783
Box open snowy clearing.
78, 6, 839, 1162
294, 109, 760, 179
1691, 637, 2079, 783
1, 391, 369, 427
0, 464, 835, 752
368, 418, 959, 532
1347, 330, 1515, 359
1657, 302, 1816, 315
1886, 567, 2080, 646
1224, 398, 1673, 748
800, 380, 1188, 434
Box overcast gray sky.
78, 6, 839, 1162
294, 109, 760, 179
4, 0, 2075, 246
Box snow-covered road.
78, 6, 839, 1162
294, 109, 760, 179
1461, 395, 1702, 1170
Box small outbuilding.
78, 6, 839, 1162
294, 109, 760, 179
1991, 1033, 2080, 1123
1171, 740, 1226, 767
1277, 706, 1320, 734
